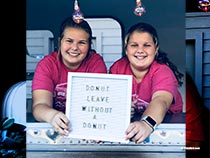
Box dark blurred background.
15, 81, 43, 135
0, 1, 26, 120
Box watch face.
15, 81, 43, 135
146, 116, 156, 127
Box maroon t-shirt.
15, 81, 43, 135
32, 51, 107, 113
110, 57, 183, 114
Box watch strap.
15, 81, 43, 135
141, 116, 157, 132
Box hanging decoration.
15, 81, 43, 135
198, 0, 210, 12
134, 0, 146, 16
72, 0, 84, 23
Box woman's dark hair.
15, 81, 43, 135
124, 22, 184, 86
59, 17, 92, 53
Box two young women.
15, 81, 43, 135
32, 17, 183, 143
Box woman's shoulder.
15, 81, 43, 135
109, 57, 129, 73
151, 61, 172, 72
149, 61, 177, 82
39, 52, 59, 64
111, 57, 128, 66
36, 52, 62, 72
84, 50, 106, 65
88, 50, 103, 59
43, 51, 58, 60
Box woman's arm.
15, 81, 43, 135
32, 90, 70, 136
142, 90, 173, 124
126, 90, 173, 143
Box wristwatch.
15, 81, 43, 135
141, 116, 157, 132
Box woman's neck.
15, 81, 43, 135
130, 66, 149, 83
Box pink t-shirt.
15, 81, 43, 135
32, 51, 107, 113
110, 57, 183, 114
